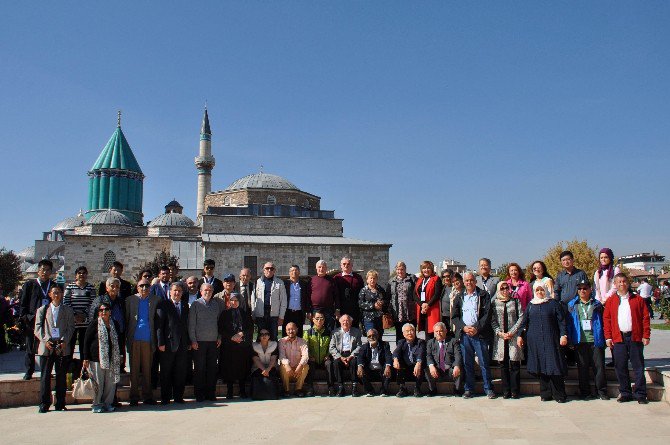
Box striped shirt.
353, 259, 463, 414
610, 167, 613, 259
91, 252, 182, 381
63, 282, 97, 328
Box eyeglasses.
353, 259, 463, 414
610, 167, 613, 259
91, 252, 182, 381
578, 287, 590, 291
139, 284, 150, 288
204, 266, 214, 270
264, 267, 275, 270
313, 317, 325, 320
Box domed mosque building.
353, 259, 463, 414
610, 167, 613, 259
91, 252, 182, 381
26, 109, 390, 283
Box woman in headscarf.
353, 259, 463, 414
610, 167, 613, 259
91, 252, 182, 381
519, 282, 568, 403
491, 281, 525, 399
219, 293, 252, 399
414, 261, 443, 340
594, 247, 620, 304
82, 302, 120, 413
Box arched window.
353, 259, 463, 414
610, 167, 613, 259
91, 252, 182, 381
224, 196, 231, 206
267, 195, 277, 205
103, 250, 116, 272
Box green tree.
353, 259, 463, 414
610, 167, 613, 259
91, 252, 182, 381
137, 249, 179, 281
0, 248, 22, 297
541, 240, 599, 280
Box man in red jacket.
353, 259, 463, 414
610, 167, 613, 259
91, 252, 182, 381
603, 273, 651, 404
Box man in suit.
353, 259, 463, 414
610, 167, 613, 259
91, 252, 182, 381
156, 283, 190, 404
97, 261, 133, 299
393, 323, 426, 397
198, 259, 224, 295
19, 259, 56, 380
251, 262, 287, 341
283, 265, 310, 338
125, 278, 160, 405
34, 285, 74, 413
357, 328, 392, 397
150, 265, 172, 302
237, 268, 255, 333
425, 321, 462, 396
329, 314, 362, 396
333, 257, 364, 328
451, 272, 495, 399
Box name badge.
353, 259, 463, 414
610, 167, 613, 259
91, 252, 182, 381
51, 327, 60, 338
581, 320, 592, 331
42, 298, 49, 307
421, 291, 426, 302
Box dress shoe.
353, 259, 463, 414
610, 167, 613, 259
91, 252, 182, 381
92, 407, 104, 413
413, 388, 423, 398
462, 391, 473, 399
295, 390, 305, 398
540, 397, 553, 402
427, 390, 437, 397
161, 400, 171, 405
556, 398, 567, 403
336, 386, 345, 397
207, 396, 217, 401
305, 389, 314, 397
599, 394, 610, 401
174, 399, 186, 404
365, 391, 375, 397
503, 393, 511, 399
637, 398, 649, 404
23, 373, 33, 381
129, 400, 139, 406
617, 395, 633, 403
511, 393, 519, 399
38, 406, 48, 413
143, 399, 157, 405
396, 386, 408, 398
487, 391, 497, 400
54, 406, 67, 411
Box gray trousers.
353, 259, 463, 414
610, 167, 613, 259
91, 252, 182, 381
89, 361, 116, 410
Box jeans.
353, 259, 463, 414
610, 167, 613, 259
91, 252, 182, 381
460, 334, 493, 393
362, 318, 384, 339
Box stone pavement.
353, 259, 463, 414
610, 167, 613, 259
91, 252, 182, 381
2, 392, 670, 445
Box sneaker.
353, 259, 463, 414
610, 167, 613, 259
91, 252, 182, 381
92, 407, 104, 413
503, 392, 511, 400
104, 405, 115, 412
365, 391, 375, 397
380, 392, 390, 397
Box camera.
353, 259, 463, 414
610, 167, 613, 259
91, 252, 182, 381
48, 338, 63, 355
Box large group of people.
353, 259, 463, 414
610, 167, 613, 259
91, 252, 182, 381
17, 249, 653, 413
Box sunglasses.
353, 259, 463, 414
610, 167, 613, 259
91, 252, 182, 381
264, 267, 275, 270
500, 286, 509, 290
367, 335, 377, 339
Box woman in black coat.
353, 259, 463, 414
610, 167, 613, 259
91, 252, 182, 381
218, 293, 252, 399
519, 283, 568, 403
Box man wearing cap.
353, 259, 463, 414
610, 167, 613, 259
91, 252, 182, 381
604, 273, 651, 404
567, 279, 608, 400
252, 262, 287, 341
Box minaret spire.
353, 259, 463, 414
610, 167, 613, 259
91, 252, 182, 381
195, 105, 215, 221
117, 110, 122, 128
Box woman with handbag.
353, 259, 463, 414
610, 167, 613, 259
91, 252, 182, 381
82, 302, 121, 413
358, 270, 388, 338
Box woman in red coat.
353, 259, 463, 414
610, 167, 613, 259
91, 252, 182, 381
415, 261, 443, 340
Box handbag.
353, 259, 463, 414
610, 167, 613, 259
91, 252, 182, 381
72, 367, 98, 400
382, 313, 394, 330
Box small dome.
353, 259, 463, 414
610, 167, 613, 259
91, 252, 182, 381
25, 263, 40, 273
165, 199, 182, 208
148, 212, 195, 228
52, 210, 86, 231
88, 210, 132, 226
225, 173, 299, 191
17, 246, 35, 262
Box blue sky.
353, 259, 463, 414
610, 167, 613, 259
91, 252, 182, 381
1, 2, 668, 272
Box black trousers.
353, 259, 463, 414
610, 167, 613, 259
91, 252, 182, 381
159, 346, 189, 402
643, 298, 654, 318
151, 349, 160, 389
193, 341, 219, 400
39, 354, 70, 409
500, 348, 521, 396
118, 331, 127, 372
24, 331, 36, 374
418, 314, 434, 340
283, 309, 305, 338
613, 334, 646, 399
396, 358, 424, 389
70, 327, 87, 356
306, 359, 333, 387
575, 343, 606, 396
360, 367, 390, 394
538, 374, 566, 401
426, 366, 462, 394
333, 355, 357, 386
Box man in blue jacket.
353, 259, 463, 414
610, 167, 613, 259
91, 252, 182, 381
567, 279, 608, 400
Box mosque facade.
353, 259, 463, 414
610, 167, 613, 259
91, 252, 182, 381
19, 110, 391, 284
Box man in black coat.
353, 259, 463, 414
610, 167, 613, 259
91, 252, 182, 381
198, 259, 224, 296
333, 257, 364, 328
97, 261, 133, 299
425, 321, 463, 396
283, 265, 311, 338
393, 323, 426, 397
356, 329, 392, 396
156, 283, 190, 404
19, 259, 56, 380
451, 272, 495, 399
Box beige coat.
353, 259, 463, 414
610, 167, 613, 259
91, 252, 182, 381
34, 304, 75, 356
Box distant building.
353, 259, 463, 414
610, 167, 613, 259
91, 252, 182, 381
439, 259, 467, 274
618, 252, 668, 275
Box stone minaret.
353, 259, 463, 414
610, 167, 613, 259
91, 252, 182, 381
194, 107, 215, 220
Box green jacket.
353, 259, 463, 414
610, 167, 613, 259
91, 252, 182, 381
303, 326, 331, 364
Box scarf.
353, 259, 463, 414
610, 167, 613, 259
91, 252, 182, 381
98, 318, 121, 383
494, 281, 511, 302
598, 248, 615, 280
530, 282, 550, 305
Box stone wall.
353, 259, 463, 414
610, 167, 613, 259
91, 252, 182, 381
201, 215, 343, 236
203, 242, 390, 281
147, 226, 202, 237
74, 224, 147, 237
63, 234, 171, 284
206, 189, 320, 209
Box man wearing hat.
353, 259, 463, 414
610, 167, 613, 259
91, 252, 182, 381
567, 279, 608, 400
